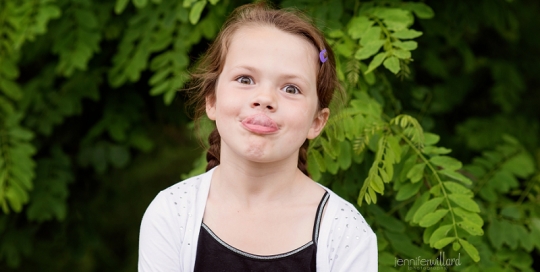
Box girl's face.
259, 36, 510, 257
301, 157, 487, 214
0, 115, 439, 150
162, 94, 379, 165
206, 25, 329, 164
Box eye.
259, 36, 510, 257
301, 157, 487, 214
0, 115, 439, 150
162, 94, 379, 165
283, 85, 300, 94
236, 76, 254, 85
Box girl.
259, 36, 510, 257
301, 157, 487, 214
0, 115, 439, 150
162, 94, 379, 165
139, 3, 377, 271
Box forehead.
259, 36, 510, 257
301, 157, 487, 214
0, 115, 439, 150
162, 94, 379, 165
223, 25, 319, 81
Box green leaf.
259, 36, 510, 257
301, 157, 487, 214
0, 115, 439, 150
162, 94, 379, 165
429, 184, 441, 196
423, 133, 440, 145
434, 237, 456, 249
132, 0, 148, 9
502, 152, 535, 178
0, 96, 15, 114
360, 26, 382, 46
459, 239, 480, 262
0, 78, 23, 100
74, 10, 98, 29
374, 8, 412, 31
209, 0, 219, 4
443, 182, 472, 196
370, 175, 384, 194
386, 135, 402, 163
354, 40, 385, 60
430, 156, 462, 170
189, 0, 207, 25
150, 81, 171, 96
324, 151, 339, 174
406, 163, 425, 183
407, 3, 435, 19
311, 149, 326, 172
383, 56, 400, 74
392, 49, 411, 59
487, 219, 505, 249
413, 197, 443, 223
392, 29, 423, 39
516, 225, 533, 252
109, 145, 130, 168
338, 141, 352, 170
368, 187, 377, 203
453, 241, 461, 251
396, 181, 422, 201
376, 212, 406, 233
115, 0, 130, 14
307, 154, 321, 181
501, 206, 521, 220
457, 220, 484, 236
348, 16, 373, 39
405, 192, 429, 222
422, 146, 452, 155
438, 169, 472, 185
453, 207, 483, 227
399, 154, 418, 182
419, 209, 448, 227
448, 194, 480, 213
364, 52, 386, 74
321, 137, 336, 159
0, 58, 19, 78
429, 224, 453, 246
393, 40, 418, 51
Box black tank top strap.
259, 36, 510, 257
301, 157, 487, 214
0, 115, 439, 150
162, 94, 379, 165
312, 191, 330, 243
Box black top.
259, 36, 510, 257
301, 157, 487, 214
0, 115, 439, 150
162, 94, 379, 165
194, 191, 330, 272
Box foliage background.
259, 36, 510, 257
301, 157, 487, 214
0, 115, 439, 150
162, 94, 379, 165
0, 0, 539, 271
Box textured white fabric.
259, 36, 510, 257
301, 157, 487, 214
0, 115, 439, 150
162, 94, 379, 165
139, 167, 378, 271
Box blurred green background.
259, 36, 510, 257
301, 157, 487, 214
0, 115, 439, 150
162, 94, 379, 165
0, 0, 539, 271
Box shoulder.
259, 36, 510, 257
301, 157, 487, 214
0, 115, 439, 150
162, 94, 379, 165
318, 188, 378, 271
139, 170, 212, 271
324, 190, 376, 244
140, 172, 207, 235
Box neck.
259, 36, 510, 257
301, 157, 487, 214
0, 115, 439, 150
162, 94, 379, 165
211, 146, 304, 208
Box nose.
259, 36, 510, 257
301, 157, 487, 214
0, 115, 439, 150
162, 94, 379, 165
251, 85, 277, 111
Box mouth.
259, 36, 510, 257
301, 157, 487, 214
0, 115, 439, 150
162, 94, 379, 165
241, 113, 279, 134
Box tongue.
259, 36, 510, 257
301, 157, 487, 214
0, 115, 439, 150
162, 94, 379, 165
242, 114, 278, 133
249, 115, 275, 127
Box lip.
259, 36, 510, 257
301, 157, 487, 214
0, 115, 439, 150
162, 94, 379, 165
241, 113, 279, 134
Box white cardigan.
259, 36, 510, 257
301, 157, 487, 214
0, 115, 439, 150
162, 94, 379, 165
138, 167, 377, 271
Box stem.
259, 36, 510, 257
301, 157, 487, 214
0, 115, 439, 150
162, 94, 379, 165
398, 131, 460, 239
472, 149, 522, 194
516, 173, 539, 205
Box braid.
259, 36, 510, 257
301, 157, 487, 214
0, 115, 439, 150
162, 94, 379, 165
206, 128, 221, 171
297, 139, 310, 177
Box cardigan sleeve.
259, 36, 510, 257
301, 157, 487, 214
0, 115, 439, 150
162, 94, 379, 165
138, 191, 183, 272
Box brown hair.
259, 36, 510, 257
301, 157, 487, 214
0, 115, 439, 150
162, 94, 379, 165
188, 2, 340, 176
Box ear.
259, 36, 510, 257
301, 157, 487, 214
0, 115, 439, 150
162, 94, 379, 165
206, 96, 217, 121
307, 108, 329, 139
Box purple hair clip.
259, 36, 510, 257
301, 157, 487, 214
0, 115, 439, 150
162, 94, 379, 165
319, 49, 328, 63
